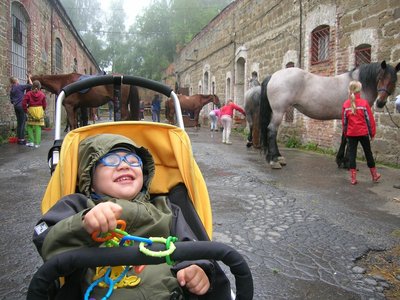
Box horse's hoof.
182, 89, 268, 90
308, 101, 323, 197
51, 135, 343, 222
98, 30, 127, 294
270, 161, 282, 169
278, 156, 287, 166
246, 141, 253, 148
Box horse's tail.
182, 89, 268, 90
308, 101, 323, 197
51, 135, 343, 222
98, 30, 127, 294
259, 75, 272, 153
128, 85, 140, 120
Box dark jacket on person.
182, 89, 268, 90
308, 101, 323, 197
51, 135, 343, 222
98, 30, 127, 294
152, 96, 161, 112
32, 134, 230, 299
10, 83, 31, 107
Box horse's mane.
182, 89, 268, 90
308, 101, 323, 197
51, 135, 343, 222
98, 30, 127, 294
358, 61, 398, 88
358, 62, 381, 89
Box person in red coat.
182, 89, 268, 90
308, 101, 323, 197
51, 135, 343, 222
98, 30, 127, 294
22, 80, 47, 148
220, 99, 246, 144
342, 81, 380, 185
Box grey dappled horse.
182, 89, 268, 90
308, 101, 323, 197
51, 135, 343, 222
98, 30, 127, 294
259, 61, 400, 169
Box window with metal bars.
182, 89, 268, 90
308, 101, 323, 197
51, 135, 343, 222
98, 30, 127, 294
12, 16, 23, 45
355, 44, 371, 67
311, 25, 330, 65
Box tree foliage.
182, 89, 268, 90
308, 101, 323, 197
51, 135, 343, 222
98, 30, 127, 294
60, 0, 232, 79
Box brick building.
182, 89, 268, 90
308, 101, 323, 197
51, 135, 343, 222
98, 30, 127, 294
0, 0, 100, 137
172, 0, 400, 165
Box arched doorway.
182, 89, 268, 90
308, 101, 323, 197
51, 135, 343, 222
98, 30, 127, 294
235, 57, 245, 107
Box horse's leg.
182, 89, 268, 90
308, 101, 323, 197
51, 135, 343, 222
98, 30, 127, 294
267, 114, 285, 169
64, 103, 78, 130
252, 110, 260, 149
246, 125, 253, 148
169, 105, 175, 124
64, 119, 69, 132
266, 126, 282, 169
127, 85, 140, 121
194, 110, 200, 129
80, 107, 88, 126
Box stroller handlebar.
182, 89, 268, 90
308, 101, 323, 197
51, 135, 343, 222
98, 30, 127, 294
54, 75, 184, 140
27, 241, 253, 300
62, 75, 173, 98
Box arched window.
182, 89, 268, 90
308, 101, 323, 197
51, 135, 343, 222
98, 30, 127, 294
311, 25, 330, 65
355, 44, 371, 67
286, 62, 295, 68
226, 77, 231, 100
203, 71, 209, 94
55, 38, 63, 73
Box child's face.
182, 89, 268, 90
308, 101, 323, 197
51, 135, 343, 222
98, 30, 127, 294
92, 151, 144, 199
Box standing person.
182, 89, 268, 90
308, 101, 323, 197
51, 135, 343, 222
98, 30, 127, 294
208, 108, 221, 131
342, 80, 380, 185
32, 133, 230, 299
220, 99, 246, 144
151, 94, 161, 122
22, 80, 47, 148
9, 74, 32, 145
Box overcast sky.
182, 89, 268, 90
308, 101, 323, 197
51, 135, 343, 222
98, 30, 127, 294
102, 0, 152, 27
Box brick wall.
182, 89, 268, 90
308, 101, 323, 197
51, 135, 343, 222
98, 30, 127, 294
172, 0, 400, 165
0, 0, 100, 135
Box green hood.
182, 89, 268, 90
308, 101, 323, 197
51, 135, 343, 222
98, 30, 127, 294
78, 134, 155, 200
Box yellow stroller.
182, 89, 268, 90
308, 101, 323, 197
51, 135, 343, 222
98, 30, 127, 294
27, 76, 253, 299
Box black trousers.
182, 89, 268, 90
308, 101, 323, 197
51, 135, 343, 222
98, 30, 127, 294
14, 105, 26, 140
347, 135, 375, 169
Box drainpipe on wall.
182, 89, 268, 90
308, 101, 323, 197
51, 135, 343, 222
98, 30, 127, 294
50, 6, 54, 74
299, 0, 303, 69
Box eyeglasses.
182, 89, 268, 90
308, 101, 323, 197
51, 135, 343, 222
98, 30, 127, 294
97, 153, 142, 168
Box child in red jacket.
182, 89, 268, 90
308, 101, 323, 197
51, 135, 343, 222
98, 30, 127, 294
342, 80, 380, 185
22, 80, 47, 148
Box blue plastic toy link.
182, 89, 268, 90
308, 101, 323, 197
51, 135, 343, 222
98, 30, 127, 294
84, 266, 130, 300
119, 235, 153, 247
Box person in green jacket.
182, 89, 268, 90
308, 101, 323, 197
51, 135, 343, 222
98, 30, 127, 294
33, 133, 231, 299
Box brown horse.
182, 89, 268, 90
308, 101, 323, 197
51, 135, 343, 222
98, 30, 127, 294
30, 73, 139, 130
165, 94, 220, 127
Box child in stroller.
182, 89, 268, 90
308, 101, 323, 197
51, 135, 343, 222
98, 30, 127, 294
33, 133, 231, 299
28, 75, 253, 300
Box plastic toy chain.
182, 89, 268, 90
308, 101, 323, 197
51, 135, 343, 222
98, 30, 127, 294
85, 220, 178, 300
86, 220, 153, 300
139, 236, 178, 265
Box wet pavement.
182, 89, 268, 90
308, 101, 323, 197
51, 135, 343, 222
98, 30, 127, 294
188, 127, 400, 300
0, 124, 399, 299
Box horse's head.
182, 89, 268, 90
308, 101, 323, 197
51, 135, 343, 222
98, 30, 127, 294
212, 94, 221, 108
375, 61, 400, 108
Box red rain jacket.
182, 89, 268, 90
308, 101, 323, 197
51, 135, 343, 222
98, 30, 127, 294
220, 102, 245, 117
342, 93, 376, 138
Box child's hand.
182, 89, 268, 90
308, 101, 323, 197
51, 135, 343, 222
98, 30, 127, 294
83, 202, 122, 234
176, 264, 210, 295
